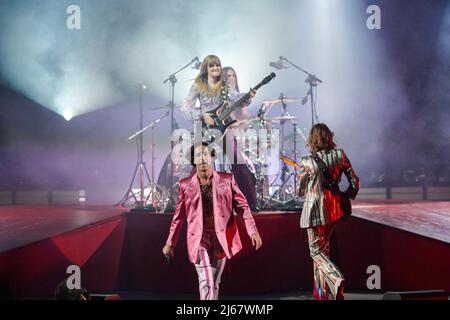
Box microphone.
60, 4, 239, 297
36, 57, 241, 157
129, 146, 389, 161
269, 58, 287, 70
165, 254, 173, 265
192, 57, 201, 70
269, 61, 283, 70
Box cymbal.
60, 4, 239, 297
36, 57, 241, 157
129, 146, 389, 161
229, 118, 260, 127
233, 115, 298, 125
151, 104, 181, 110
262, 97, 301, 105
263, 116, 298, 122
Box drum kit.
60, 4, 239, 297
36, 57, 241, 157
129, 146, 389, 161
241, 94, 308, 210
116, 56, 317, 212
115, 91, 309, 212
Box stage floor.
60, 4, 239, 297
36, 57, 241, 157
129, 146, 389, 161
0, 205, 125, 253
352, 200, 450, 243
1, 199, 449, 298
93, 290, 385, 300
0, 200, 449, 254
0, 200, 450, 252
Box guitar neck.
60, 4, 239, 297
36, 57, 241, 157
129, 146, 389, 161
217, 73, 275, 122
218, 79, 268, 121
288, 162, 302, 170
218, 91, 251, 121
280, 155, 302, 170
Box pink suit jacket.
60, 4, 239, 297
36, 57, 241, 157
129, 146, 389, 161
165, 170, 259, 264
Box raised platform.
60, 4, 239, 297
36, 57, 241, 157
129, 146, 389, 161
352, 200, 450, 243
0, 200, 449, 299
0, 205, 125, 253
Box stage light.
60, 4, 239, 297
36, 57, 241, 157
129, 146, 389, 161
63, 110, 73, 121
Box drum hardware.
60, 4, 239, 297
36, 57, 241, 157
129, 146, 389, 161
114, 92, 169, 211
261, 115, 298, 122
150, 104, 182, 111
252, 93, 307, 210
157, 137, 195, 209
261, 97, 301, 105
163, 57, 200, 209
265, 93, 292, 203
257, 96, 300, 123
274, 56, 322, 126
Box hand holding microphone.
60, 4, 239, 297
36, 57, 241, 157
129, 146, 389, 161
162, 244, 174, 265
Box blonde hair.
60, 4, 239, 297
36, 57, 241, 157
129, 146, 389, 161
194, 55, 224, 96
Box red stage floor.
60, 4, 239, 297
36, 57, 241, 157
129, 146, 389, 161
1, 200, 448, 253
0, 205, 125, 253
0, 200, 449, 298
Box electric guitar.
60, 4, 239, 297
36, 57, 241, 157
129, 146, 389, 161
202, 72, 276, 142
280, 154, 352, 216
279, 154, 303, 170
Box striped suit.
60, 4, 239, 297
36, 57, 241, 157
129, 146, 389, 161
298, 148, 359, 300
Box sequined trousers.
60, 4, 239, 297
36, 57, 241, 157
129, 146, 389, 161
307, 223, 345, 300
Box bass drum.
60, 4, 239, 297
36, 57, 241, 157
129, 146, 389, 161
242, 120, 280, 203
157, 152, 194, 204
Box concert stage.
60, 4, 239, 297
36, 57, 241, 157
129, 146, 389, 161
0, 200, 449, 299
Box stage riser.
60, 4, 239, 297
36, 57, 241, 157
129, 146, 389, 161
1, 210, 449, 298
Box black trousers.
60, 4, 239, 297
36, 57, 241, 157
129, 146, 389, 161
231, 164, 256, 209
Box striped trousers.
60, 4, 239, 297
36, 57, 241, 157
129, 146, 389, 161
194, 229, 227, 300
307, 223, 345, 300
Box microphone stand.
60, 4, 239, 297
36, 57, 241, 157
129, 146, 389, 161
162, 57, 198, 209
115, 83, 155, 211
279, 56, 322, 126
128, 111, 170, 210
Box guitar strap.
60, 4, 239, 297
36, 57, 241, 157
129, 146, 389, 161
312, 152, 353, 216
220, 85, 230, 108
311, 152, 339, 194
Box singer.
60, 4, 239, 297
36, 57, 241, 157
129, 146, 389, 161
162, 142, 262, 300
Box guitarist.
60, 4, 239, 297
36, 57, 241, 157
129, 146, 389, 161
297, 123, 359, 300
181, 55, 257, 207
181, 55, 255, 126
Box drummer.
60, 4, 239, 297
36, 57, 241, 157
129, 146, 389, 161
221, 66, 258, 211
